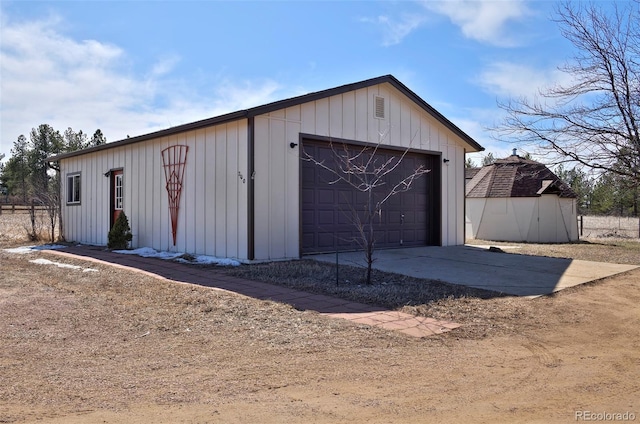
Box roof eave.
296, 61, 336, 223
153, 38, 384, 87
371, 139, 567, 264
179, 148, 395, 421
48, 110, 249, 162
48, 74, 484, 161
384, 76, 484, 153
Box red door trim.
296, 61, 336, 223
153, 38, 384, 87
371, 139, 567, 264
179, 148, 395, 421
110, 169, 123, 228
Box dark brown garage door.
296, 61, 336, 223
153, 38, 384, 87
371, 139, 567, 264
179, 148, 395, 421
301, 139, 440, 254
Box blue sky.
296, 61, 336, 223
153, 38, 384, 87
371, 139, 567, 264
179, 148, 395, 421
0, 0, 599, 164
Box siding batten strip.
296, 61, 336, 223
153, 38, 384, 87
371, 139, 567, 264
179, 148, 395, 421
436, 154, 443, 246
463, 147, 467, 242
247, 117, 255, 260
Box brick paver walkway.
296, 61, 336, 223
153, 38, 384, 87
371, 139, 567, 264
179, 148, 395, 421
43, 245, 460, 338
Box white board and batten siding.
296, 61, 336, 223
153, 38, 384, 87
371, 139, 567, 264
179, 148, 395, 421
253, 82, 468, 261
60, 120, 249, 260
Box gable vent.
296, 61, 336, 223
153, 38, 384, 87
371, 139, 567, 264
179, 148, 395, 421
374, 96, 385, 119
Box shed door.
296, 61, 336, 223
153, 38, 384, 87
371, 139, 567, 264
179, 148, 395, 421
301, 139, 439, 254
538, 194, 561, 242
110, 169, 123, 229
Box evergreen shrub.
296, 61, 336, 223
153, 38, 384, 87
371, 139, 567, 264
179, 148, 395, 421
107, 212, 133, 249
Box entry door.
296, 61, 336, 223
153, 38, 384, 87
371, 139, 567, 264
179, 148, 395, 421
110, 169, 123, 228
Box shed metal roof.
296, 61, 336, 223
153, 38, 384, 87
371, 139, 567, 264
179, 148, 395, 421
49, 74, 484, 161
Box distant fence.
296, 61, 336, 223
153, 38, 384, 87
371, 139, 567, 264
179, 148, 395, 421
579, 215, 640, 239
0, 203, 48, 215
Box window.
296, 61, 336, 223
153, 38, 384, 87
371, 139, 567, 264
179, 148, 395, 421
114, 173, 123, 210
67, 173, 81, 204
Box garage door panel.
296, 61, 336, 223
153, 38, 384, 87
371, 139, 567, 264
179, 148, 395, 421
301, 139, 438, 254
301, 188, 315, 205
317, 189, 335, 204
355, 210, 369, 224
317, 210, 335, 225
317, 167, 336, 183
386, 229, 401, 244
302, 166, 316, 184
403, 193, 417, 207
301, 233, 315, 250
403, 229, 427, 243
317, 233, 335, 249
387, 195, 402, 207
337, 232, 354, 247
402, 230, 417, 243
301, 210, 315, 223
373, 229, 387, 244
387, 210, 402, 225
337, 189, 353, 205
337, 211, 355, 225
354, 191, 368, 204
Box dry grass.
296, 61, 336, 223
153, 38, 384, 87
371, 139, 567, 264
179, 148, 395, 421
228, 237, 640, 339
3, 211, 638, 342
227, 260, 556, 339
581, 215, 640, 239
466, 237, 640, 265
2, 217, 640, 422
228, 259, 505, 308
0, 211, 57, 243
0, 248, 389, 418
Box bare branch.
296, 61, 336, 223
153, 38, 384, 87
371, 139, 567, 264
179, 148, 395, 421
494, 1, 640, 185
302, 128, 429, 284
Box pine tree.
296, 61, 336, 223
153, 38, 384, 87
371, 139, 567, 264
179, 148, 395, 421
107, 212, 133, 249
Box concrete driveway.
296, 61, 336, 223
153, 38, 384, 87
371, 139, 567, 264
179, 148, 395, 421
307, 245, 638, 297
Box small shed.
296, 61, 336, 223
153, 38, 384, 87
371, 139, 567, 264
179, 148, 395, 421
465, 151, 578, 243
50, 75, 484, 261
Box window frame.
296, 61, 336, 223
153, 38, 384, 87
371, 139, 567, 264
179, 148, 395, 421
66, 172, 81, 205
114, 173, 123, 211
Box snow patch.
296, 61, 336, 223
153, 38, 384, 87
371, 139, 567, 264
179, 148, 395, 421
4, 246, 36, 254
114, 247, 240, 266
4, 244, 67, 254
175, 255, 241, 267
29, 258, 98, 273
113, 247, 183, 260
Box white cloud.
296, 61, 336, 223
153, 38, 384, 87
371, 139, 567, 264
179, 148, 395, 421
149, 54, 181, 77
360, 13, 426, 46
448, 115, 507, 154
0, 14, 283, 157
476, 61, 570, 98
422, 0, 530, 46
361, 0, 531, 48
211, 79, 282, 111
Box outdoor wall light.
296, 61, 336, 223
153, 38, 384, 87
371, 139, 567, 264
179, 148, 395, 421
104, 170, 112, 178
443, 158, 450, 163
290, 142, 298, 149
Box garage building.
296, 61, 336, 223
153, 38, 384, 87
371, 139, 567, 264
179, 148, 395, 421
50, 75, 483, 261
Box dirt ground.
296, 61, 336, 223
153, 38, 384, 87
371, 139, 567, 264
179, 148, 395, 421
1, 231, 639, 422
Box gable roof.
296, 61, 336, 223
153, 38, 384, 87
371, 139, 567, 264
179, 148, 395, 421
466, 154, 577, 199
49, 75, 483, 161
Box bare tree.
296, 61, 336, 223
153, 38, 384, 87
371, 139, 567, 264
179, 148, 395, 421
40, 179, 60, 243
303, 131, 430, 284
495, 1, 640, 185
482, 152, 497, 166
